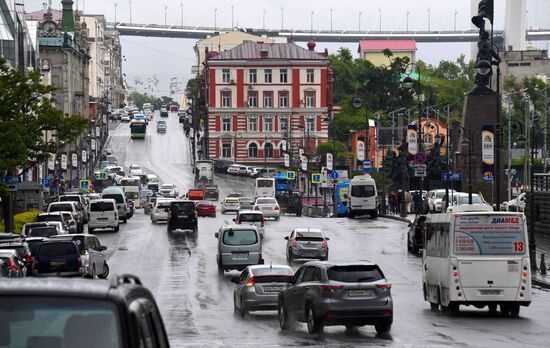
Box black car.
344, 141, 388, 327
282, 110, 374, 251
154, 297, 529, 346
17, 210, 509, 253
214, 159, 234, 174
407, 215, 426, 254
279, 191, 303, 216
167, 200, 198, 232
0, 275, 169, 347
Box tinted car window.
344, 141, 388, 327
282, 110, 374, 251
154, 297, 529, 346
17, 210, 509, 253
49, 204, 74, 212
256, 198, 276, 205
102, 194, 124, 204
39, 243, 77, 257
295, 231, 323, 239
350, 185, 375, 197
35, 215, 62, 223
253, 267, 293, 276
28, 227, 58, 237
222, 229, 258, 246
239, 214, 262, 222
171, 202, 195, 213
90, 202, 115, 211
257, 180, 273, 188
327, 265, 384, 283
60, 196, 80, 203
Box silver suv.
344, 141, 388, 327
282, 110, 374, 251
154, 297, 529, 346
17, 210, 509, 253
215, 226, 263, 274
277, 260, 393, 335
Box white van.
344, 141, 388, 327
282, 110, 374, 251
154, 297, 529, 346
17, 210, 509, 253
123, 186, 140, 208
423, 212, 531, 317
88, 199, 119, 233
347, 175, 378, 218
101, 187, 128, 223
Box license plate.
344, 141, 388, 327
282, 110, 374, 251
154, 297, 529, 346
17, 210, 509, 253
348, 290, 372, 297
98, 217, 108, 220
178, 214, 188, 218
480, 289, 502, 295
232, 252, 248, 259
263, 286, 284, 293
50, 260, 66, 267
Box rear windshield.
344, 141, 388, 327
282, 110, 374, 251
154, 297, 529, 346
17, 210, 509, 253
253, 275, 293, 283
27, 240, 46, 255
160, 185, 173, 190
327, 265, 384, 283
256, 198, 276, 205
253, 267, 293, 276
29, 227, 58, 237
350, 185, 375, 198
36, 215, 62, 223
0, 245, 25, 257
457, 195, 483, 204
257, 180, 273, 188
59, 196, 80, 203
125, 192, 139, 199
90, 202, 115, 211
295, 231, 323, 239
239, 214, 262, 222
171, 202, 195, 212
222, 229, 258, 246
0, 297, 122, 348
157, 202, 171, 208
49, 204, 73, 212
121, 180, 140, 187
39, 243, 77, 257
102, 194, 124, 204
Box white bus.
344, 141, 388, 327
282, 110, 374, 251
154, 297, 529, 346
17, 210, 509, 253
348, 174, 378, 219
254, 177, 275, 198
422, 212, 531, 317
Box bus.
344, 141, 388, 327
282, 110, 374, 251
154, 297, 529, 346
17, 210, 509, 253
254, 177, 275, 198
334, 180, 350, 217
274, 173, 291, 198
423, 212, 531, 317
130, 120, 146, 139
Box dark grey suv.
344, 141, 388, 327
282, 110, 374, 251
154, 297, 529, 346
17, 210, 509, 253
277, 260, 393, 335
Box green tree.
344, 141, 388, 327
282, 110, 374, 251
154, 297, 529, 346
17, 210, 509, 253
0, 57, 88, 229
316, 141, 355, 166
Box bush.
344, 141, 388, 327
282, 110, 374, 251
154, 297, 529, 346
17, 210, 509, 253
0, 210, 41, 234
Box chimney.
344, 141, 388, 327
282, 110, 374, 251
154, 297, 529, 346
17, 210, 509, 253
61, 0, 75, 32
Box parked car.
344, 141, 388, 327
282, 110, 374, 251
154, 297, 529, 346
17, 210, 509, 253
232, 265, 294, 317
239, 196, 255, 210
445, 192, 493, 213
196, 200, 216, 217
285, 228, 329, 262
51, 234, 109, 279
258, 168, 278, 178
88, 199, 120, 233
427, 189, 457, 213
0, 249, 26, 277
277, 260, 393, 335
227, 164, 247, 175
33, 240, 81, 277
47, 201, 84, 233
407, 215, 426, 254
166, 200, 198, 232
215, 225, 263, 274
253, 197, 280, 220
503, 192, 526, 212
151, 198, 174, 224
0, 275, 170, 347
214, 159, 234, 173
0, 242, 33, 276
221, 197, 241, 214
233, 210, 265, 238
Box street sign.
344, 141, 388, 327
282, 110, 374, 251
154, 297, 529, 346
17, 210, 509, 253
326, 153, 333, 171
98, 172, 108, 180
414, 152, 427, 164
330, 171, 339, 180
286, 171, 296, 180
80, 180, 91, 190
363, 159, 371, 173
72, 153, 78, 168
42, 178, 50, 187
91, 139, 96, 151
441, 172, 463, 181
311, 173, 322, 184
284, 153, 290, 168
1, 176, 21, 185
82, 150, 87, 163
415, 164, 427, 177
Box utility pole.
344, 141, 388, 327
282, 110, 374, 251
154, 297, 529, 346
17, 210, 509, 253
406, 10, 410, 32
114, 1, 117, 24
263, 9, 265, 30
214, 8, 217, 30
427, 8, 431, 31
545, 88, 548, 172
454, 11, 458, 31
128, 0, 132, 24
378, 8, 382, 32
281, 6, 283, 30
231, 4, 234, 29
310, 11, 314, 34
330, 8, 333, 32
358, 11, 362, 31
164, 5, 168, 26
181, 1, 184, 26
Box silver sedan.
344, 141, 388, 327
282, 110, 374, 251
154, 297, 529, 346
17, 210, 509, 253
285, 228, 329, 262
253, 197, 280, 220
232, 265, 294, 317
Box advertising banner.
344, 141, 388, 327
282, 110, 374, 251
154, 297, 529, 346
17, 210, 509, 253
407, 125, 418, 155
47, 153, 55, 171
326, 153, 333, 171
356, 141, 365, 161
482, 125, 495, 181
60, 154, 67, 170
72, 153, 78, 168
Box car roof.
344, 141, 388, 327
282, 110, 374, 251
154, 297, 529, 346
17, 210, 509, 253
302, 260, 376, 268
38, 212, 63, 216
220, 225, 259, 232
293, 228, 322, 233
238, 210, 262, 214
248, 264, 293, 273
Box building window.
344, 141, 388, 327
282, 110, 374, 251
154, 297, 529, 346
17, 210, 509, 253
263, 92, 273, 108
279, 92, 288, 108
306, 117, 315, 132
247, 92, 258, 107
264, 69, 272, 83
222, 143, 232, 158
306, 69, 315, 83
264, 143, 274, 158
248, 117, 258, 132
305, 91, 315, 108
248, 143, 258, 158
264, 117, 273, 132
280, 69, 288, 83
280, 117, 288, 132
222, 69, 230, 83
222, 117, 231, 131
249, 69, 257, 83
221, 91, 231, 108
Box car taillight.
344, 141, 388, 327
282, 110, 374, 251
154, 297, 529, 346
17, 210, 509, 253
76, 257, 82, 268
261, 216, 265, 227
70, 220, 76, 225
376, 283, 392, 289
275, 206, 280, 211
320, 285, 344, 292
9, 259, 18, 271
323, 239, 327, 248
246, 277, 255, 287
255, 206, 260, 211
291, 239, 296, 247
26, 253, 32, 264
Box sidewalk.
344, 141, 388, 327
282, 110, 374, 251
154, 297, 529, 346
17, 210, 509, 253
380, 213, 550, 288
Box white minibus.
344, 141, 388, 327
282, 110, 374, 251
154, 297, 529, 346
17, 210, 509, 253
348, 174, 378, 219
422, 212, 531, 317
254, 177, 275, 198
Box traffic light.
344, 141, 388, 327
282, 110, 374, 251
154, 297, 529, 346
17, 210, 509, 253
472, 0, 494, 29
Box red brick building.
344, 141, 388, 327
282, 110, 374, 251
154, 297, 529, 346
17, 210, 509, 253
203, 40, 332, 166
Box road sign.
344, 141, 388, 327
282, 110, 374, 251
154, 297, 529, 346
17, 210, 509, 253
441, 172, 463, 181
311, 173, 322, 184
414, 152, 427, 164
41, 178, 50, 188
1, 176, 21, 185
357, 141, 365, 161
414, 164, 427, 177
98, 172, 108, 180
286, 171, 296, 180
363, 159, 372, 173
80, 180, 91, 190
330, 171, 339, 180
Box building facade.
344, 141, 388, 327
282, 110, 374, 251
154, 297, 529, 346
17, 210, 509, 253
1, 0, 37, 72
203, 40, 332, 167
358, 40, 417, 67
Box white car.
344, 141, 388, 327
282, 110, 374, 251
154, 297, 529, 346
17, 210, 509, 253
151, 198, 174, 223
129, 164, 143, 176
146, 173, 159, 183
428, 189, 457, 213
121, 113, 131, 122
221, 198, 241, 214
446, 192, 494, 213
248, 167, 262, 177
253, 197, 280, 220
227, 164, 247, 175
159, 184, 178, 197
503, 192, 526, 212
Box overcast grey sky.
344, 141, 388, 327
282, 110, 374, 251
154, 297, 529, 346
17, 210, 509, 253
27, 0, 550, 98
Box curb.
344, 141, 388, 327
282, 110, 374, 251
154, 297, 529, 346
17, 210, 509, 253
533, 275, 550, 289
380, 214, 412, 224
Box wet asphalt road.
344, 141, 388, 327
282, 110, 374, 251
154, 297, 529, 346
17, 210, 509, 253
96, 114, 550, 347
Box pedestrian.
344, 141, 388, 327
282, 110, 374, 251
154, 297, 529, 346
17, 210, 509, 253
389, 191, 395, 214
405, 191, 412, 214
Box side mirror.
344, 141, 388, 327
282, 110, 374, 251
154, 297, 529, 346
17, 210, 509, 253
164, 208, 169, 212
284, 236, 289, 240
230, 276, 240, 284
232, 218, 236, 222
215, 232, 219, 238
408, 223, 412, 227
100, 245, 107, 251
325, 237, 330, 241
